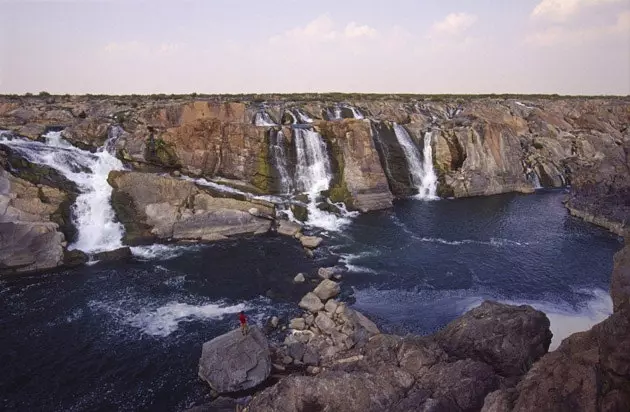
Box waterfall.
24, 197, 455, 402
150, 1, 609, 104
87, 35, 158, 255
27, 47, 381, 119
293, 109, 313, 124
294, 128, 331, 194
254, 111, 276, 126
293, 128, 352, 230
333, 107, 342, 120
529, 170, 543, 189
349, 106, 364, 119
392, 124, 438, 200
418, 132, 438, 199
0, 130, 126, 253
269, 129, 293, 194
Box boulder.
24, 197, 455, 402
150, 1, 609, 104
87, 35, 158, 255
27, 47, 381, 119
300, 236, 323, 249
107, 171, 273, 244
318, 267, 335, 279
93, 246, 132, 262
298, 292, 324, 313
198, 326, 271, 394
611, 245, 630, 313
313, 279, 341, 301
276, 220, 301, 237
434, 301, 552, 377
324, 299, 339, 314
289, 318, 306, 330
314, 312, 337, 335
293, 273, 305, 284
0, 169, 67, 275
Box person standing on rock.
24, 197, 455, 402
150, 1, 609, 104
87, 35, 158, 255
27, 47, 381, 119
238, 311, 249, 335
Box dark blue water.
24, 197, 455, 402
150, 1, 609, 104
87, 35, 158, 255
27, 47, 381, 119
330, 190, 622, 343
0, 190, 623, 411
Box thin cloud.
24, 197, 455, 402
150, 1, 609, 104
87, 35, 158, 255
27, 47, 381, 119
344, 22, 378, 39
527, 9, 630, 45
532, 0, 624, 21
431, 12, 478, 35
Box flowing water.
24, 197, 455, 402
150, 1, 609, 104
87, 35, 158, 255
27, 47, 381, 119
0, 185, 622, 411
392, 123, 438, 199
253, 111, 276, 126
269, 130, 293, 194
0, 130, 125, 254
0, 129, 623, 411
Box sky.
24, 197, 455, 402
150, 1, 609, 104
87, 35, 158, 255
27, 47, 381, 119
1, 0, 629, 95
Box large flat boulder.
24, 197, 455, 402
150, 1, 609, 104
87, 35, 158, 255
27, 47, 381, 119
107, 171, 273, 244
198, 326, 271, 394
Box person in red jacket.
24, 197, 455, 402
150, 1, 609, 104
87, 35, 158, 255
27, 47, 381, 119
238, 311, 249, 335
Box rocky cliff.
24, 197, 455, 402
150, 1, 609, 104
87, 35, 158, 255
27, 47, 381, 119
1, 94, 628, 274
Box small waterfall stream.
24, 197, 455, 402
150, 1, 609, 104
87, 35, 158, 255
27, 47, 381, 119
293, 127, 353, 230
392, 124, 438, 199
0, 129, 126, 253
269, 129, 293, 194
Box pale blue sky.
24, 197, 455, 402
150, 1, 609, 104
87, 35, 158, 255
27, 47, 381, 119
1, 0, 629, 94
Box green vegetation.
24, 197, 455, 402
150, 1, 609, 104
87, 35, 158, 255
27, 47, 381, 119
251, 131, 273, 193
3, 92, 628, 102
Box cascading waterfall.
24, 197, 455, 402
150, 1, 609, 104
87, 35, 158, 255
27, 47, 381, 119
293, 128, 353, 230
418, 132, 438, 199
529, 171, 543, 189
293, 109, 313, 124
392, 123, 438, 200
349, 106, 364, 119
0, 129, 126, 253
269, 129, 293, 194
254, 111, 276, 126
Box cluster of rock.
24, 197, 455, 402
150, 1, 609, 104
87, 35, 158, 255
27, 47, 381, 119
192, 245, 630, 411
279, 275, 380, 373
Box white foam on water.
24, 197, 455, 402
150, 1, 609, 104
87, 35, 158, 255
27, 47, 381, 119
0, 131, 125, 253
417, 237, 528, 247
179, 175, 249, 197
339, 251, 379, 274
130, 244, 202, 261
127, 302, 248, 337
89, 299, 250, 337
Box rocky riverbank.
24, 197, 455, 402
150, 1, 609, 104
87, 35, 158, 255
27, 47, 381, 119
193, 244, 630, 412
1, 94, 628, 271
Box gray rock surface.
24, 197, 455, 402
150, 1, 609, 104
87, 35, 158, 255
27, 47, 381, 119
298, 292, 324, 313
198, 326, 271, 394
435, 301, 552, 377
299, 236, 323, 249
0, 169, 67, 275
312, 279, 341, 301
611, 245, 630, 313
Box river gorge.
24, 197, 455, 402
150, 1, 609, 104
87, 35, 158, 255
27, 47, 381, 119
0, 95, 628, 411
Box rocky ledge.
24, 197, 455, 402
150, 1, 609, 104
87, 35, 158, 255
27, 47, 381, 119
193, 244, 629, 412
1, 95, 628, 235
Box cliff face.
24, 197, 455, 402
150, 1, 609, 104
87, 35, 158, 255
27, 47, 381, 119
1, 95, 628, 234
